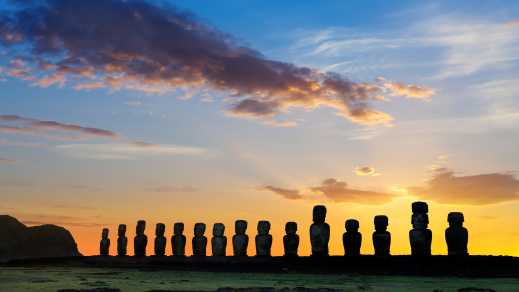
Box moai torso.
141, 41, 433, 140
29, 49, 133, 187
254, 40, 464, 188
255, 220, 272, 257
283, 221, 299, 257
99, 228, 110, 256
171, 222, 186, 256
134, 220, 148, 257
192, 223, 207, 256
117, 224, 128, 256
343, 219, 362, 256
445, 212, 468, 256
211, 223, 227, 256
409, 202, 432, 256
310, 205, 330, 257
232, 220, 249, 256
154, 223, 166, 256
372, 215, 391, 256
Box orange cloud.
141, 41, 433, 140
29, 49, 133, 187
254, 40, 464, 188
382, 80, 435, 100
355, 166, 380, 177
310, 178, 392, 204
263, 186, 303, 200
409, 168, 519, 205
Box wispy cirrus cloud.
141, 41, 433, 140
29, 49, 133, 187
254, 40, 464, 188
409, 168, 519, 205
56, 142, 207, 160
0, 114, 119, 140
0, 0, 433, 126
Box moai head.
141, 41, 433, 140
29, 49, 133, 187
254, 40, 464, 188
194, 223, 206, 237
173, 222, 184, 235
213, 223, 225, 237
412, 213, 429, 229
155, 223, 165, 237
313, 205, 327, 224
374, 215, 388, 232
448, 212, 464, 228
345, 219, 359, 232
412, 201, 429, 214
285, 222, 297, 235
235, 220, 247, 235
257, 220, 271, 235
136, 220, 146, 235
102, 228, 109, 239
118, 224, 126, 237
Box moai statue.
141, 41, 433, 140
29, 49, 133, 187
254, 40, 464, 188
310, 205, 330, 257
343, 219, 362, 256
283, 222, 299, 257
192, 223, 207, 256
134, 220, 147, 257
232, 220, 249, 256
445, 212, 468, 256
99, 228, 110, 256
409, 201, 432, 256
211, 223, 227, 256
117, 224, 128, 256
372, 215, 391, 256
154, 223, 167, 256
255, 220, 273, 257
171, 222, 186, 256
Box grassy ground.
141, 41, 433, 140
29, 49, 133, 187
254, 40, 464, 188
1, 267, 518, 291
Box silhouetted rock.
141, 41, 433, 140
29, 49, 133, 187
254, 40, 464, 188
372, 215, 390, 256
255, 220, 272, 257
99, 228, 110, 256
154, 223, 166, 256
343, 219, 361, 256
134, 220, 147, 257
446, 212, 468, 256
283, 221, 299, 257
192, 223, 207, 256
233, 220, 248, 256
172, 222, 186, 256
0, 215, 81, 262
310, 205, 330, 257
116, 224, 127, 257
211, 223, 227, 256
409, 202, 432, 256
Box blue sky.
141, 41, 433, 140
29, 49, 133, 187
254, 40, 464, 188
1, 0, 519, 256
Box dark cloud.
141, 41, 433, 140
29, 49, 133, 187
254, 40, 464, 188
0, 114, 119, 140
263, 178, 392, 204
355, 166, 380, 176
310, 178, 392, 204
263, 185, 303, 200
0, 0, 414, 125
17, 213, 105, 228
409, 169, 519, 205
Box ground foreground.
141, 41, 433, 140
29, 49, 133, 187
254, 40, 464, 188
1, 266, 518, 292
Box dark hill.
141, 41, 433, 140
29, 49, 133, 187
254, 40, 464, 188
0, 215, 81, 262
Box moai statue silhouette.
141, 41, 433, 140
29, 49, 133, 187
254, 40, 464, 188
255, 220, 273, 257
154, 223, 166, 256
99, 228, 110, 256
445, 212, 468, 256
211, 223, 227, 256
134, 220, 147, 257
233, 220, 249, 256
192, 223, 207, 256
372, 215, 391, 256
283, 222, 299, 257
343, 219, 362, 256
409, 201, 432, 256
117, 224, 128, 256
310, 205, 330, 257
171, 222, 186, 256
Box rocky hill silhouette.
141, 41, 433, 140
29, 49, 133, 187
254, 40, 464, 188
0, 215, 81, 262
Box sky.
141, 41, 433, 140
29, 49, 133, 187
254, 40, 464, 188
1, 0, 519, 256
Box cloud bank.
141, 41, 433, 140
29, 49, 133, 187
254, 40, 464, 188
410, 168, 519, 205
0, 0, 431, 126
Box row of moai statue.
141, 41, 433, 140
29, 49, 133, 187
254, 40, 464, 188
100, 202, 468, 257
